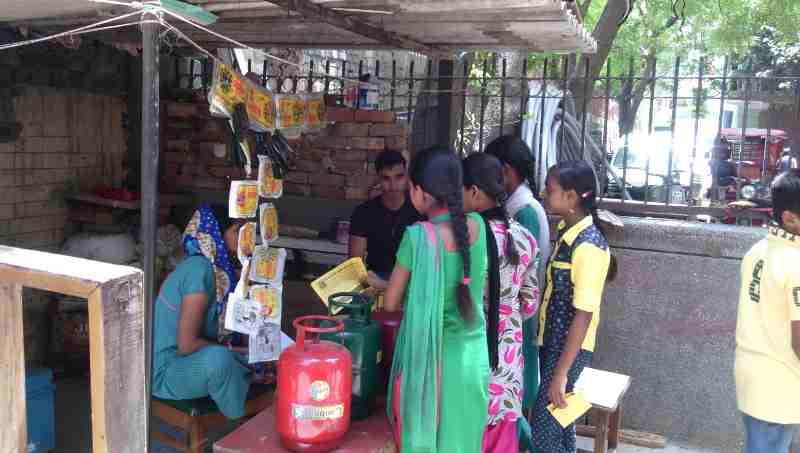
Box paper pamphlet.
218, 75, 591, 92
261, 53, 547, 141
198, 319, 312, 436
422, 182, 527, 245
224, 294, 268, 335
547, 392, 592, 428
310, 257, 369, 314
574, 367, 631, 410
248, 322, 281, 364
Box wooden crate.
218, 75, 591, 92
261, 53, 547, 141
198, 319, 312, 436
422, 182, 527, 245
0, 246, 146, 453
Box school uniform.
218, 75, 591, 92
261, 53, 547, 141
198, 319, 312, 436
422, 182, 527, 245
735, 225, 800, 452
532, 216, 610, 453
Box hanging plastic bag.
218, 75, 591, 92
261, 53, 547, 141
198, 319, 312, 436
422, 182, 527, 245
259, 202, 279, 245
257, 155, 283, 199
275, 94, 306, 139
208, 61, 250, 118
250, 246, 286, 285
247, 84, 277, 132
305, 93, 326, 131
228, 180, 259, 219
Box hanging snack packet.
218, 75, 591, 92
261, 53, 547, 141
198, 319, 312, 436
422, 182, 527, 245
276, 94, 306, 139
305, 93, 326, 131
260, 202, 279, 245
208, 61, 250, 118
247, 83, 276, 132
228, 181, 259, 218
250, 246, 287, 285
250, 285, 282, 322
237, 222, 257, 261
257, 155, 284, 198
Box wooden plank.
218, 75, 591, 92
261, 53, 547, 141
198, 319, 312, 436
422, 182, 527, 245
270, 0, 437, 53
576, 425, 667, 450
0, 246, 138, 298
0, 283, 25, 453
88, 274, 147, 453
66, 193, 140, 210
271, 236, 348, 255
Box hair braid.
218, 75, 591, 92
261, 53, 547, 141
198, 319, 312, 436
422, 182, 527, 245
497, 201, 520, 266
445, 191, 475, 324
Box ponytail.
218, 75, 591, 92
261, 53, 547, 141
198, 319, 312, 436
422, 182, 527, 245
557, 160, 618, 282
445, 192, 475, 324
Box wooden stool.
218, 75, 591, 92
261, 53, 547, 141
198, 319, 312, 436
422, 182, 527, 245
152, 387, 273, 453
573, 368, 631, 453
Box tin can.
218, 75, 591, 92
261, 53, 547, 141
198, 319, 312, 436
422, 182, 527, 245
336, 221, 350, 244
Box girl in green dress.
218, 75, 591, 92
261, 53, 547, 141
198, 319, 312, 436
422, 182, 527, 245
385, 146, 490, 453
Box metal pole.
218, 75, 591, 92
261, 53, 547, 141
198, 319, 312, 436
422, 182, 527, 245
141, 19, 160, 452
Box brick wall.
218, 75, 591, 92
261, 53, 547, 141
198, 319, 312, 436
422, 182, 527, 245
162, 103, 409, 203
0, 86, 127, 250
290, 108, 408, 201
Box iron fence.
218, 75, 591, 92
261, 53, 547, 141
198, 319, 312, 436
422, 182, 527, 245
173, 52, 800, 221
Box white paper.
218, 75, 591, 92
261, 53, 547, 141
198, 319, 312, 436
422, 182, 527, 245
573, 367, 631, 410
224, 294, 266, 335
248, 322, 281, 363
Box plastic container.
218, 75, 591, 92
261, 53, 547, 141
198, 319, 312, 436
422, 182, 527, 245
26, 368, 56, 452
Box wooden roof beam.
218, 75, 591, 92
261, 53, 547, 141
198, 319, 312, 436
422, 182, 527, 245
268, 0, 439, 54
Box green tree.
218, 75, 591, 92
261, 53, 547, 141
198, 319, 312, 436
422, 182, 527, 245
569, 0, 796, 135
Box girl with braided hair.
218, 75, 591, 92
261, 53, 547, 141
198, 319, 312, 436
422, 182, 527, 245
462, 153, 541, 453
532, 160, 616, 453
384, 146, 489, 453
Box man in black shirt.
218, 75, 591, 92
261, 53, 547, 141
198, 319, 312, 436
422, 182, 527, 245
349, 150, 422, 289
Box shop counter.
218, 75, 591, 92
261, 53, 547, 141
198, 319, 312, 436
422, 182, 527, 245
214, 404, 394, 453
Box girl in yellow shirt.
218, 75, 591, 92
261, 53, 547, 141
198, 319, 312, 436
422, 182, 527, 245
531, 161, 616, 453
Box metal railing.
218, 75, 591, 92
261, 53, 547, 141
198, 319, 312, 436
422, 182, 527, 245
173, 52, 800, 220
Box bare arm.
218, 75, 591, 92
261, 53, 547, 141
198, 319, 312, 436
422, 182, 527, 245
384, 264, 410, 312
177, 292, 214, 356
349, 235, 367, 260
548, 309, 592, 408
793, 321, 800, 362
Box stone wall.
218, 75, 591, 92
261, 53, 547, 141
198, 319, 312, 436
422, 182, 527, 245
0, 87, 128, 250
0, 38, 131, 251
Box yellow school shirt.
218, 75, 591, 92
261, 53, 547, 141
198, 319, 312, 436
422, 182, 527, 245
538, 216, 610, 352
735, 225, 800, 424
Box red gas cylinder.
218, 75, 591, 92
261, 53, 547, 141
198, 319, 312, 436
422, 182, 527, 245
277, 316, 353, 452
371, 310, 403, 394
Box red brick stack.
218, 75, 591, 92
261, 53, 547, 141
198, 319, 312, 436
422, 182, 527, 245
288, 107, 409, 200
161, 101, 409, 202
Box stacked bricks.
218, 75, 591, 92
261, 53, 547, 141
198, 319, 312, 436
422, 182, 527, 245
288, 107, 409, 200
162, 100, 237, 192
161, 102, 410, 202
0, 86, 128, 251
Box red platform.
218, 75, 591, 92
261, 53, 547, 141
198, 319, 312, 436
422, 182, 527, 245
214, 404, 395, 453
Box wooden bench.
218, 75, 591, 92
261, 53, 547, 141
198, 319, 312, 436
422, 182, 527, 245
273, 236, 348, 267
152, 387, 273, 453
214, 404, 394, 453
573, 367, 631, 453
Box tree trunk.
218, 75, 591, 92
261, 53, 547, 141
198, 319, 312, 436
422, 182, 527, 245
568, 0, 631, 121
616, 54, 656, 135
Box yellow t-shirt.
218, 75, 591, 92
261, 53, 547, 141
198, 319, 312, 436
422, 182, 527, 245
538, 217, 610, 352
735, 226, 800, 424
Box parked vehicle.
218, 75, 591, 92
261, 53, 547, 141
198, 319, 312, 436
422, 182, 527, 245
605, 133, 697, 203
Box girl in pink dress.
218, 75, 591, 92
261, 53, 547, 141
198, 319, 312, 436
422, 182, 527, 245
463, 154, 541, 453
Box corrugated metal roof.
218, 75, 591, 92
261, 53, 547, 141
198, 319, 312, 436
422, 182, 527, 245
1, 0, 596, 54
